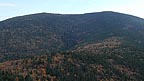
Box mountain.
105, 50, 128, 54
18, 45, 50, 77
0, 11, 144, 55
0, 11, 144, 81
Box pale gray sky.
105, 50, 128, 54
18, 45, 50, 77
0, 0, 144, 21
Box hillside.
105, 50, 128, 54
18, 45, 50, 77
0, 40, 144, 81
0, 11, 144, 81
0, 11, 144, 56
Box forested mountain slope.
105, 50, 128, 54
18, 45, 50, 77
0, 11, 144, 55
0, 11, 144, 81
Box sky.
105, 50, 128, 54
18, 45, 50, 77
0, 0, 144, 21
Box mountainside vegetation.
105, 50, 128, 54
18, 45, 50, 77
0, 11, 144, 81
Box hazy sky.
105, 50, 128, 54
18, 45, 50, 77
0, 0, 144, 21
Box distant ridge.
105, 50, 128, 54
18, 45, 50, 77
0, 11, 144, 54
0, 11, 144, 81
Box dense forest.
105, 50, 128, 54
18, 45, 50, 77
0, 11, 144, 81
